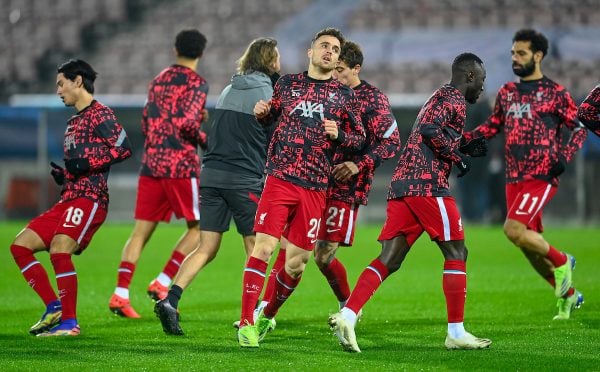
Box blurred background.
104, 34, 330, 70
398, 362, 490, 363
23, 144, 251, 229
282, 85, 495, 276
1, 0, 599, 224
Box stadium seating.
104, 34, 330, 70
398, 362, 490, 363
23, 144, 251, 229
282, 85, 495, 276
1, 0, 599, 100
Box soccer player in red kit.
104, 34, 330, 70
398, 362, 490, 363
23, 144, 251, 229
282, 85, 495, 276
253, 42, 401, 328
329, 53, 491, 352
9, 59, 132, 336
315, 41, 401, 310
109, 29, 209, 318
237, 27, 366, 348
463, 29, 587, 320
578, 84, 600, 137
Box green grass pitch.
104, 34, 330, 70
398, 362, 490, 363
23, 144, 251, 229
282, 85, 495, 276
0, 221, 598, 370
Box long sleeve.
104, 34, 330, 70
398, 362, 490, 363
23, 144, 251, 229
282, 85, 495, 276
88, 119, 132, 170
558, 90, 587, 162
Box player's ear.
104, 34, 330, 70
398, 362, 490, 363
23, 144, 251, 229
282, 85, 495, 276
467, 71, 474, 83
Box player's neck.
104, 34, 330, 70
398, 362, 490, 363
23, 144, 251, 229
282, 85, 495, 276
175, 57, 198, 71
75, 94, 94, 112
307, 65, 332, 81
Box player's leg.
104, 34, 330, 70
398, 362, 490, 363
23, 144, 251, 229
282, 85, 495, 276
315, 200, 358, 308
330, 199, 418, 353
503, 181, 573, 298
149, 220, 199, 301
111, 175, 164, 316
259, 238, 287, 316
149, 177, 202, 301
39, 198, 107, 337
420, 196, 490, 349
11, 225, 61, 335
110, 219, 157, 317
238, 177, 299, 347
315, 240, 349, 305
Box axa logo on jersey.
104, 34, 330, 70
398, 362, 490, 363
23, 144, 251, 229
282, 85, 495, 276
64, 134, 77, 150
507, 102, 532, 119
291, 100, 324, 120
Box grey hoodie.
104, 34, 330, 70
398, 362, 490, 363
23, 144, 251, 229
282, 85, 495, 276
201, 71, 275, 187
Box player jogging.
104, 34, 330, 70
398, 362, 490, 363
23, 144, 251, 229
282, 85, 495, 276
108, 29, 209, 318
329, 53, 492, 352
9, 59, 132, 336
463, 29, 587, 320
237, 27, 365, 348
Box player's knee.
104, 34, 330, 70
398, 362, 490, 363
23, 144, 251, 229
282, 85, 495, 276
10, 244, 32, 259
313, 242, 334, 269
503, 222, 523, 245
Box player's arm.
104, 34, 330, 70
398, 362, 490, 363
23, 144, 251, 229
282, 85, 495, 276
329, 96, 366, 151
356, 98, 401, 172
419, 98, 462, 163
255, 79, 282, 126
179, 82, 209, 149
577, 85, 600, 135
557, 90, 588, 163
463, 90, 505, 142
87, 115, 132, 171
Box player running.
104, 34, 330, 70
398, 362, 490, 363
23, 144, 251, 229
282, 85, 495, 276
329, 53, 491, 352
10, 59, 132, 336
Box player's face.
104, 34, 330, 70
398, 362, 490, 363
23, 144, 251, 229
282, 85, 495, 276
56, 73, 79, 107
511, 41, 536, 78
271, 47, 281, 73
466, 64, 486, 104
308, 35, 341, 72
333, 61, 355, 86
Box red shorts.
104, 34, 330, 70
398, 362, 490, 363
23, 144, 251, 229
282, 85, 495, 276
134, 175, 200, 222
27, 197, 107, 253
378, 196, 464, 245
317, 199, 360, 246
254, 176, 326, 251
506, 180, 556, 232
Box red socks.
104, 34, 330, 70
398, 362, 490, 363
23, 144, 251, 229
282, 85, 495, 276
116, 261, 136, 289
50, 253, 78, 321
345, 259, 389, 314
162, 250, 186, 279
262, 248, 286, 305
263, 269, 301, 318
10, 244, 58, 306
546, 246, 567, 267
241, 257, 268, 325
319, 258, 350, 302
443, 260, 466, 323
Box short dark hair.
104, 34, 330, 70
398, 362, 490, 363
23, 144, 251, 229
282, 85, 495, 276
175, 29, 207, 59
57, 59, 97, 94
237, 37, 278, 75
311, 27, 345, 47
339, 41, 363, 68
452, 52, 484, 74
513, 29, 548, 58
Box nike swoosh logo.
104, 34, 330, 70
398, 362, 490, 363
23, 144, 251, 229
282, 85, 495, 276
62, 223, 76, 228
310, 239, 317, 244
515, 211, 528, 215
326, 228, 341, 233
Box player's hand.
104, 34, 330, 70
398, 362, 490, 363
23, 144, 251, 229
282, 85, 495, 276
50, 161, 65, 185
455, 153, 471, 178
323, 119, 338, 140
201, 108, 209, 123
548, 157, 566, 178
459, 136, 488, 157
65, 158, 90, 175
254, 100, 271, 119
332, 161, 359, 182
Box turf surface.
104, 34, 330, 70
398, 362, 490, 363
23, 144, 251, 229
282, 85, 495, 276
0, 222, 598, 370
